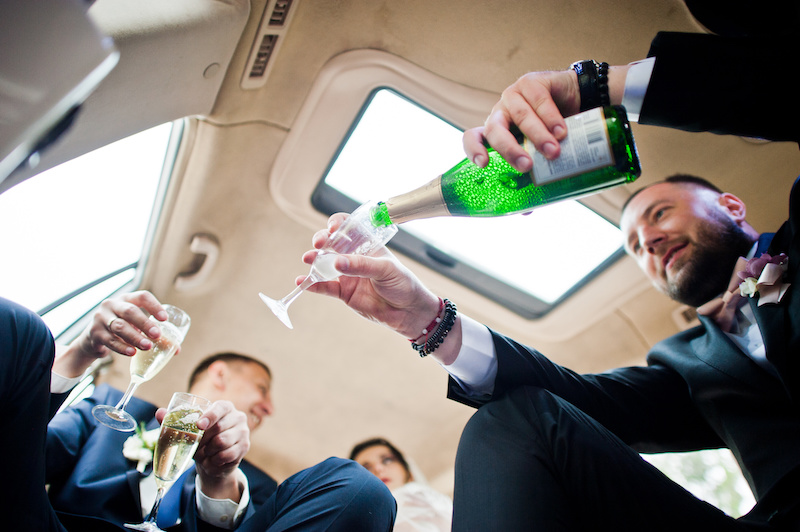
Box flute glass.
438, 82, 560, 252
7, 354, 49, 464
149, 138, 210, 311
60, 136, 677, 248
92, 305, 191, 431
125, 392, 211, 531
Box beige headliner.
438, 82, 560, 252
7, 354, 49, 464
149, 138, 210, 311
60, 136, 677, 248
32, 0, 800, 494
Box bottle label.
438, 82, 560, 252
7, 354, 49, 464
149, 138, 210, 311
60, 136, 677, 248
525, 107, 613, 186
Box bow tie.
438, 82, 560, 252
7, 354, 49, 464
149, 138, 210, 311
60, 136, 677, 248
696, 257, 749, 333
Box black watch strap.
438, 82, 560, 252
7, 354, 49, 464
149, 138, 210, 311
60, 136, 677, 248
571, 60, 610, 112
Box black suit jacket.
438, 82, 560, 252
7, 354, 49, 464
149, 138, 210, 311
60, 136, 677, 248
638, 1, 800, 144
46, 384, 278, 532
448, 177, 800, 524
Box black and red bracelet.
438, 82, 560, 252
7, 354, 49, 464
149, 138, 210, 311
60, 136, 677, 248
411, 299, 457, 358
408, 297, 444, 344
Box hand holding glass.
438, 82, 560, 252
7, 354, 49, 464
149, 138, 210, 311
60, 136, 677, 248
259, 200, 398, 329
125, 392, 211, 531
92, 305, 191, 431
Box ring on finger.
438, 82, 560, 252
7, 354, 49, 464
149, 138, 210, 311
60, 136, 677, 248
107, 317, 118, 330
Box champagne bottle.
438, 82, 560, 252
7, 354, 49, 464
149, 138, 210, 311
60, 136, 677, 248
370, 106, 640, 227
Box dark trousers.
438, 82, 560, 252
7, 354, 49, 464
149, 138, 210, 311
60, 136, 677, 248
452, 386, 781, 531
237, 457, 396, 532
0, 297, 65, 531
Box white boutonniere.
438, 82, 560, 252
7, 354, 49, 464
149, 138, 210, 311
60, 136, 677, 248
123, 422, 159, 473
737, 253, 791, 304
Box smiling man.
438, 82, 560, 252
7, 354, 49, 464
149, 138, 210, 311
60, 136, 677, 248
45, 291, 395, 532
299, 169, 800, 530
621, 175, 760, 307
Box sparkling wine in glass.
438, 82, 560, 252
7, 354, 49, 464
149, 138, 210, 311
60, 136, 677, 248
92, 305, 191, 432
125, 392, 211, 532
259, 200, 397, 329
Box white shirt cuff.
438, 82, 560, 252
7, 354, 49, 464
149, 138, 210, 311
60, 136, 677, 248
439, 314, 497, 396
621, 57, 656, 123
50, 371, 82, 394
196, 468, 250, 529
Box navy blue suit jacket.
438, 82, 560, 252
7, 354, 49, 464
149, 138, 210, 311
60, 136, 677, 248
46, 384, 278, 532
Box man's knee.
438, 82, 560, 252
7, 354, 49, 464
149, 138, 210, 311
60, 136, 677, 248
461, 387, 566, 444
301, 457, 396, 531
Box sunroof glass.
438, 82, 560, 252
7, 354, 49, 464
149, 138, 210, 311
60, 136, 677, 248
320, 89, 622, 308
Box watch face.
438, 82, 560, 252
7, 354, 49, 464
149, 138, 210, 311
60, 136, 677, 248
570, 60, 596, 73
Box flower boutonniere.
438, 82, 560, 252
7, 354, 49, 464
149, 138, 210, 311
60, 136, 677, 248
123, 422, 159, 472
737, 252, 791, 305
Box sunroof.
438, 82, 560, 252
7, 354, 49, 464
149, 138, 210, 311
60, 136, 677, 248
313, 89, 622, 317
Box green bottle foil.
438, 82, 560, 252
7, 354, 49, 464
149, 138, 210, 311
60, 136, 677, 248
372, 106, 640, 226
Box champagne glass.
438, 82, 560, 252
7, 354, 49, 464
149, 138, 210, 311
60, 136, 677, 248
92, 304, 191, 432
125, 392, 211, 531
259, 200, 398, 329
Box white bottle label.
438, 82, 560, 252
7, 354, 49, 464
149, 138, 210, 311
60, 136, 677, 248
525, 107, 613, 186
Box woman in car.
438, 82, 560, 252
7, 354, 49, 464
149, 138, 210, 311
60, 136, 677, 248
350, 437, 452, 532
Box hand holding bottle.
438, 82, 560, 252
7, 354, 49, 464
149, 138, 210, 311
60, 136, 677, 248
464, 65, 631, 171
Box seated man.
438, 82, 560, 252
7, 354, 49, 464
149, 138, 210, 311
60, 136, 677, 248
47, 291, 395, 531
0, 297, 64, 531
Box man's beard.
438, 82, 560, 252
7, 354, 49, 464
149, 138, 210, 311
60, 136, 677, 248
664, 214, 756, 307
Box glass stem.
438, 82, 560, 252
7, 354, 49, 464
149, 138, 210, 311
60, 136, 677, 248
114, 379, 142, 412
280, 274, 318, 307
146, 486, 167, 524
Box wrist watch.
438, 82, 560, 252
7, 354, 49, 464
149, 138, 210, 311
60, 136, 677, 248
570, 60, 609, 111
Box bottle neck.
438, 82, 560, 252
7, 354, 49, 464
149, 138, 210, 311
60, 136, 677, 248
384, 175, 451, 224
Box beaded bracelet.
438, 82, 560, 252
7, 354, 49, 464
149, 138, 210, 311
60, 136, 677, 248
596, 61, 610, 107
409, 297, 444, 344
411, 299, 457, 357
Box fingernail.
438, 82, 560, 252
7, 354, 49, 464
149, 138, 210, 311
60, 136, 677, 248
542, 143, 559, 160
515, 156, 532, 172
472, 154, 487, 168
140, 339, 153, 350
552, 125, 566, 138
126, 347, 136, 356
337, 256, 349, 273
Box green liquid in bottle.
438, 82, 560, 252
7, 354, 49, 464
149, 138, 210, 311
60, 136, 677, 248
371, 106, 640, 227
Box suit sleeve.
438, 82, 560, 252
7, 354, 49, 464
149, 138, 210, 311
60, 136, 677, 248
639, 31, 800, 144
45, 387, 105, 484
449, 328, 722, 453
177, 461, 278, 532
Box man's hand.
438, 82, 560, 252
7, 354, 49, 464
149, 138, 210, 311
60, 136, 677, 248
302, 213, 463, 365
464, 69, 579, 172
157, 400, 251, 502
302, 213, 442, 340
463, 65, 629, 171
53, 290, 168, 378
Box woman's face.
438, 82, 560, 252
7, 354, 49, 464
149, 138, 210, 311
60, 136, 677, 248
353, 444, 411, 491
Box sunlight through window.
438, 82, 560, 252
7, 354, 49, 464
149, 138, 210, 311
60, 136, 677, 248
0, 122, 175, 336
316, 89, 622, 315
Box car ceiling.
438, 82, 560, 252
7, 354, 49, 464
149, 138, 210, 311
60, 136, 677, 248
11, 0, 800, 493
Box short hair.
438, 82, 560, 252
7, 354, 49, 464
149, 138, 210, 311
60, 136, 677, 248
622, 173, 723, 214
349, 437, 410, 475
188, 352, 271, 389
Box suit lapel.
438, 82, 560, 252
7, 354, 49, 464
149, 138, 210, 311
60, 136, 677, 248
756, 230, 800, 399
693, 315, 780, 390
156, 464, 196, 528
125, 417, 161, 511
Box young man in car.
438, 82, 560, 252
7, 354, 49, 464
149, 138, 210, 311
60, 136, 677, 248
45, 291, 395, 531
